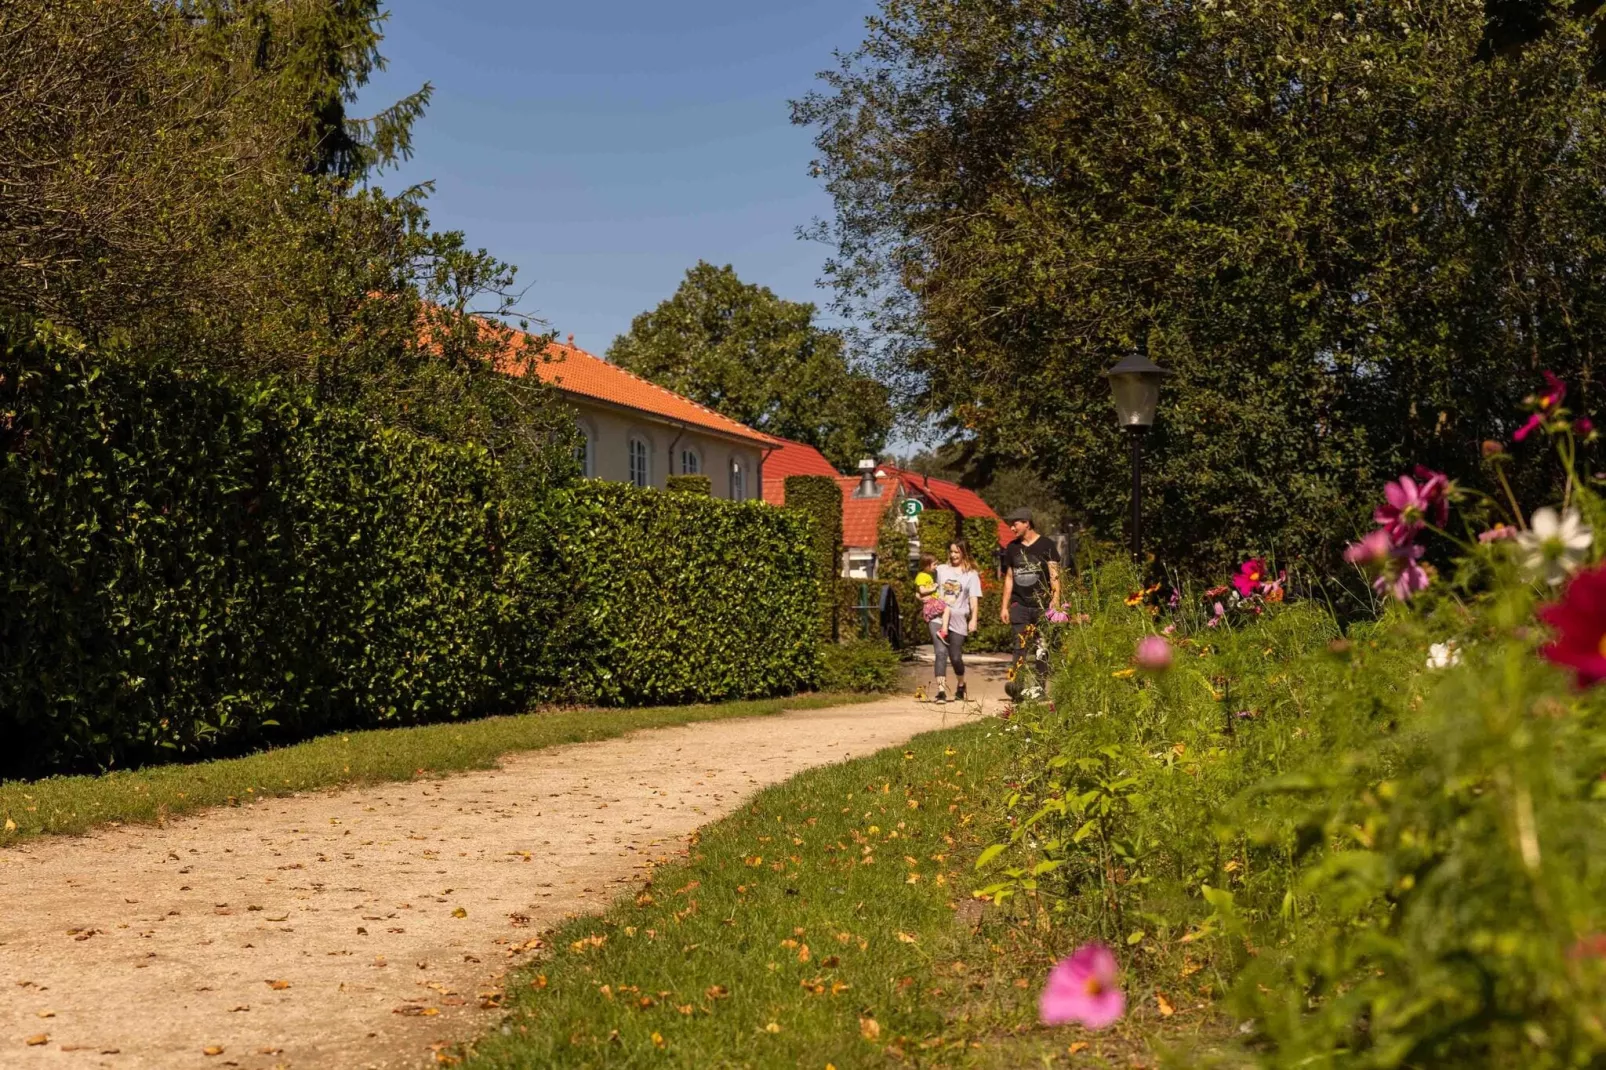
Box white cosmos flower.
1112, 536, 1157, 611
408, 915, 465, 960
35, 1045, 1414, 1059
1516, 507, 1594, 586
1426, 641, 1460, 670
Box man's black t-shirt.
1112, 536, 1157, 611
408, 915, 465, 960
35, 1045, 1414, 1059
1005, 536, 1058, 608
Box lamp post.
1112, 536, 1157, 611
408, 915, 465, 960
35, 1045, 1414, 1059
1103, 354, 1171, 562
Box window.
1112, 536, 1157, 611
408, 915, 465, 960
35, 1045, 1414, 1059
573, 424, 593, 477
728, 458, 746, 501
845, 551, 876, 580
629, 436, 651, 488
679, 448, 701, 475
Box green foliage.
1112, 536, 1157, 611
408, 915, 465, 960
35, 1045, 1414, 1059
785, 475, 845, 641
981, 545, 1606, 1065
0, 0, 573, 488
796, 0, 1606, 575
0, 328, 818, 775
665, 474, 712, 495
916, 508, 957, 557
817, 638, 902, 694
543, 482, 820, 707
834, 579, 900, 645
961, 515, 1002, 567
876, 510, 921, 649
607, 262, 892, 469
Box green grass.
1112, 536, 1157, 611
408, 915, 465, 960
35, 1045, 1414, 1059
456, 718, 1042, 1069
0, 693, 879, 844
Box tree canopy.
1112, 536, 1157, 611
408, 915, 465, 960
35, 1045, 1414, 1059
608, 262, 892, 470
795, 0, 1606, 574
0, 0, 573, 488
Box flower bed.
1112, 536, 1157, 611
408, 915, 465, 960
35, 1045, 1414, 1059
984, 372, 1606, 1064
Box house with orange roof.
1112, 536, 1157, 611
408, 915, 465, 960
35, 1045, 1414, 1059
501, 332, 778, 499
760, 437, 1010, 579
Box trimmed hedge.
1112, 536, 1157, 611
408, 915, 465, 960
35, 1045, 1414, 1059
0, 327, 818, 775
916, 508, 957, 556
783, 475, 844, 641
665, 474, 711, 495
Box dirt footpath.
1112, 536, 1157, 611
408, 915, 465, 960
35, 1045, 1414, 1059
0, 695, 992, 1070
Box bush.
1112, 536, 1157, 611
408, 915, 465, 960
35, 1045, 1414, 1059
916, 508, 956, 556
784, 474, 844, 641
981, 542, 1606, 1065
818, 638, 900, 693
664, 474, 710, 495
0, 327, 819, 774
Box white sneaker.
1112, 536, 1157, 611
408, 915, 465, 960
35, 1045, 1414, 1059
1022, 685, 1045, 700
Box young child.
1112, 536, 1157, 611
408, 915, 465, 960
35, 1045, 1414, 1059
914, 553, 953, 640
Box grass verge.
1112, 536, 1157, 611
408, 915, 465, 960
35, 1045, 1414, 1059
456, 718, 1032, 1069
456, 715, 1229, 1070
0, 693, 879, 844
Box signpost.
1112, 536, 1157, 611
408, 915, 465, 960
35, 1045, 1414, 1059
900, 498, 924, 519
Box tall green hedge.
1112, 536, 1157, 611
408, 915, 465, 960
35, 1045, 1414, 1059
0, 327, 818, 775
962, 515, 1002, 572
665, 474, 711, 495
916, 508, 956, 557
783, 475, 843, 641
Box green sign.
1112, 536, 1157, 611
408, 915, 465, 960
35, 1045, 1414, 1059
900, 498, 924, 518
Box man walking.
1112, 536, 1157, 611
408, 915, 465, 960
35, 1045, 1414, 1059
1000, 507, 1061, 699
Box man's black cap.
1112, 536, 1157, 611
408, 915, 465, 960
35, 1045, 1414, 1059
1005, 507, 1035, 525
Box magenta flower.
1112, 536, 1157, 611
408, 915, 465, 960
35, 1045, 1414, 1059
1232, 559, 1268, 598
1478, 523, 1518, 544
1578, 417, 1596, 437
1343, 528, 1395, 569
1374, 469, 1449, 541
1376, 542, 1430, 602
1134, 634, 1173, 673
1515, 371, 1568, 442
1039, 943, 1126, 1029
1538, 564, 1606, 688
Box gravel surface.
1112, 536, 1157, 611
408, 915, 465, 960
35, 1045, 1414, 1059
0, 695, 994, 1069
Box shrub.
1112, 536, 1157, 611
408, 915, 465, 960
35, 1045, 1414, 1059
784, 474, 844, 641
664, 474, 710, 495
818, 638, 900, 693
980, 504, 1606, 1062
0, 326, 818, 774
916, 508, 956, 556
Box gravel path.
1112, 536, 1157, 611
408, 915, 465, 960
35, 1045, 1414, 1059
0, 695, 992, 1070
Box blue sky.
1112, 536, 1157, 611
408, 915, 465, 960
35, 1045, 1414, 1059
359, 0, 876, 357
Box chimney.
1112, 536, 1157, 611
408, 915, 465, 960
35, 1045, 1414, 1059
855, 458, 879, 498
566, 333, 575, 347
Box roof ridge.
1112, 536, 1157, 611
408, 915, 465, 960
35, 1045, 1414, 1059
545, 338, 784, 446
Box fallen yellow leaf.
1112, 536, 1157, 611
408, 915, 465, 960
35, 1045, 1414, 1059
652, 1031, 666, 1048
4, 818, 15, 832
265, 979, 290, 990
896, 931, 918, 943
859, 1017, 881, 1040
765, 1022, 781, 1034
203, 1045, 224, 1057
1068, 1041, 1089, 1054
1157, 991, 1176, 1017
25, 1034, 48, 1046
451, 907, 467, 918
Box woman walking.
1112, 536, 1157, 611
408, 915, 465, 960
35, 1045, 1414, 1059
931, 539, 983, 703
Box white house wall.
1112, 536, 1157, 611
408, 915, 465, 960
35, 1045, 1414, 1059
569, 398, 764, 499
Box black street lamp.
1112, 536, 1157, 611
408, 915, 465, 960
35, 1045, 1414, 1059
1103, 354, 1171, 562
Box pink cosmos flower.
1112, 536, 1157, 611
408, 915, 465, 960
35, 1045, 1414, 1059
1039, 943, 1126, 1029
1479, 523, 1518, 543
1538, 564, 1606, 688
1232, 559, 1267, 598
1374, 469, 1449, 541
1134, 634, 1173, 673
1045, 606, 1070, 624
1206, 601, 1226, 628
1343, 528, 1395, 569
1377, 543, 1430, 602
1515, 371, 1568, 442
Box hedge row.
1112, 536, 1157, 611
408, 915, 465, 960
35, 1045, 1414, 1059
783, 475, 844, 641
0, 327, 818, 775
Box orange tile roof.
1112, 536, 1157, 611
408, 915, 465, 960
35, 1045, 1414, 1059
878, 466, 1011, 547
493, 329, 779, 447
760, 438, 841, 505
840, 476, 890, 548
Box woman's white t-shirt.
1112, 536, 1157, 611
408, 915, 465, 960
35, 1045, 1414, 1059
933, 564, 983, 636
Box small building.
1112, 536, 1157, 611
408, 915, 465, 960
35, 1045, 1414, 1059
507, 334, 775, 499
760, 438, 1009, 579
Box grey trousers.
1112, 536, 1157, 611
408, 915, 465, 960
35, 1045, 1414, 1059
930, 622, 966, 678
